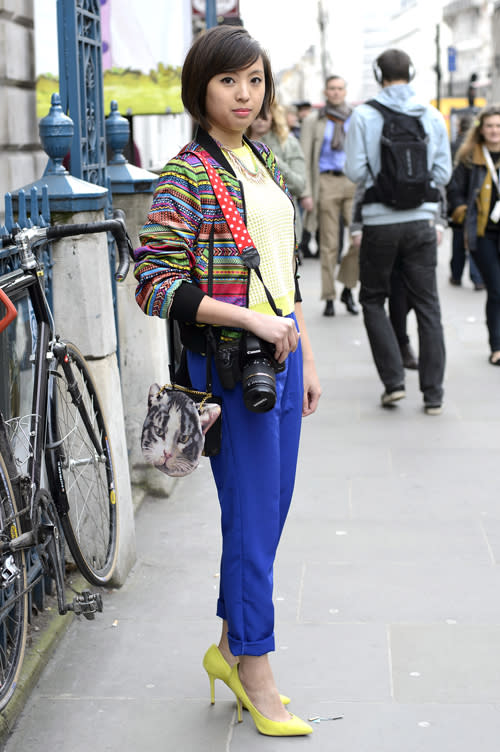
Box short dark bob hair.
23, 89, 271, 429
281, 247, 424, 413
182, 25, 275, 132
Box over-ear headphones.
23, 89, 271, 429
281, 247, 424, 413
372, 57, 415, 84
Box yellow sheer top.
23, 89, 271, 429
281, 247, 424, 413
222, 143, 296, 316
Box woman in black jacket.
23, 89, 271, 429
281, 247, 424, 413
447, 106, 500, 365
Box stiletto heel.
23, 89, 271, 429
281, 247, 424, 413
235, 694, 242, 722
202, 644, 291, 706
227, 664, 313, 737
208, 673, 215, 705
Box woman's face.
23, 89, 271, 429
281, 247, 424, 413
205, 57, 265, 148
250, 112, 272, 138
480, 115, 500, 151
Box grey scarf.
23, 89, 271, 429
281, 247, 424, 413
324, 103, 352, 151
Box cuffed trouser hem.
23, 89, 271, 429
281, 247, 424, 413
217, 552, 277, 655
227, 633, 276, 657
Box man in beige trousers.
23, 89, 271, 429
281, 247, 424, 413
300, 76, 359, 316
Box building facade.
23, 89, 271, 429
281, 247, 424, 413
0, 0, 45, 219
443, 0, 493, 103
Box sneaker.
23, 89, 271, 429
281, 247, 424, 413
381, 387, 406, 406
424, 404, 442, 415
449, 277, 461, 286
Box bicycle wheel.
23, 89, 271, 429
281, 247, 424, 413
46, 342, 119, 586
0, 451, 27, 711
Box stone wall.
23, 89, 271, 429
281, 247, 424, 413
492, 2, 500, 104
113, 192, 176, 505
0, 0, 45, 220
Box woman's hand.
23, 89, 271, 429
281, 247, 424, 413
248, 311, 300, 363
195, 297, 299, 362
302, 358, 321, 416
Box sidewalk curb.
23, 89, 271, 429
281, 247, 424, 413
0, 490, 148, 749
0, 575, 88, 748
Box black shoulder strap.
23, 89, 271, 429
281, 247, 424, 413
365, 99, 391, 119
366, 99, 425, 133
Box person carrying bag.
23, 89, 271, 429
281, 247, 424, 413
447, 105, 500, 365
133, 24, 321, 738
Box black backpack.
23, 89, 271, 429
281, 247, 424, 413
364, 99, 438, 210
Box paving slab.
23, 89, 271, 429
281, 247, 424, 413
391, 624, 500, 702
4, 234, 500, 751
297, 561, 500, 624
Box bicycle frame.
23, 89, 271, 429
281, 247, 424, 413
0, 264, 89, 614
0, 215, 131, 614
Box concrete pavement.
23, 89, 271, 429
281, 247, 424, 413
4, 231, 500, 751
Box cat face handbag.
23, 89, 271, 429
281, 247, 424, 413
141, 382, 221, 477
141, 321, 222, 477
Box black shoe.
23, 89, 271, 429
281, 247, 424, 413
449, 276, 461, 286
381, 386, 406, 407
340, 287, 359, 315
323, 300, 335, 317
400, 342, 418, 370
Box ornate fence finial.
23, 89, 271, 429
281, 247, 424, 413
106, 101, 129, 165
39, 93, 74, 176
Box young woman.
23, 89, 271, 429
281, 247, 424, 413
134, 25, 321, 737
448, 106, 500, 364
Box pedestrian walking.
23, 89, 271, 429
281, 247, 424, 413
448, 115, 485, 290
300, 75, 359, 316
345, 48, 452, 414
134, 24, 320, 737
447, 105, 500, 365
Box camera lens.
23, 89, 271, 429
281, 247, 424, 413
242, 358, 277, 413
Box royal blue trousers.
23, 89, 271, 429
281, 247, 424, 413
187, 314, 303, 656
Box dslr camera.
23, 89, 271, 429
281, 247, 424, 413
239, 333, 285, 413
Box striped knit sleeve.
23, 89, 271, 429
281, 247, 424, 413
134, 156, 206, 319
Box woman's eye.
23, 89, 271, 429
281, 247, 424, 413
221, 76, 234, 84
251, 76, 263, 85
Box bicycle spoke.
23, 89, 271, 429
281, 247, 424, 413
0, 453, 27, 709
46, 343, 118, 585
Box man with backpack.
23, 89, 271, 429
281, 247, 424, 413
344, 49, 452, 415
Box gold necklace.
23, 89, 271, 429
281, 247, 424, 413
222, 144, 267, 184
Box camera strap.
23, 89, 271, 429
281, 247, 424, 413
192, 148, 282, 317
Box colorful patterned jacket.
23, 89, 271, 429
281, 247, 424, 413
134, 127, 300, 351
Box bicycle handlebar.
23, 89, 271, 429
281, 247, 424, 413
45, 209, 133, 281
0, 210, 134, 282
0, 287, 18, 334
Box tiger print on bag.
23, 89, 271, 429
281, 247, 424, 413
141, 384, 221, 477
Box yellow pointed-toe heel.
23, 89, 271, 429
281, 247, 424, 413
227, 664, 313, 737
202, 644, 291, 707
203, 644, 232, 704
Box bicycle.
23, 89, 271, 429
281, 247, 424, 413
0, 212, 132, 710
